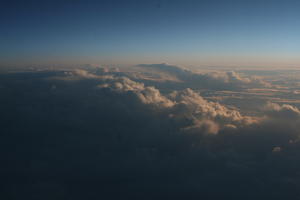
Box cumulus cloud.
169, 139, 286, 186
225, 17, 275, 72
72, 69, 98, 78
98, 76, 174, 108
264, 102, 300, 120
169, 88, 257, 129
97, 74, 257, 134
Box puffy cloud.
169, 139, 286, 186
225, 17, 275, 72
169, 88, 257, 132
72, 69, 98, 78
98, 76, 145, 92
97, 75, 257, 134
264, 102, 300, 120
98, 76, 174, 108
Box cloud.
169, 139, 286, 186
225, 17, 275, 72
47, 69, 298, 136
138, 63, 189, 76
50, 69, 114, 81
98, 76, 175, 108
272, 146, 282, 152
1, 70, 300, 199
207, 71, 271, 88
97, 74, 257, 134
72, 69, 98, 78
137, 63, 271, 90
169, 88, 258, 132
264, 102, 300, 120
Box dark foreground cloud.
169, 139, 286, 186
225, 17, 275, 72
1, 70, 300, 200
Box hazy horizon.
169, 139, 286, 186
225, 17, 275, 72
1, 0, 300, 67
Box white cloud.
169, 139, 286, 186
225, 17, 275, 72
97, 75, 257, 134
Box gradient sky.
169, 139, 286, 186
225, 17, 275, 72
1, 0, 300, 67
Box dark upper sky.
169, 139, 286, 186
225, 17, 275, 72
1, 0, 300, 67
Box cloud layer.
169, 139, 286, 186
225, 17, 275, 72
1, 68, 300, 199
136, 63, 271, 90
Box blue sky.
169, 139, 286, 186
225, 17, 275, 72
1, 0, 300, 67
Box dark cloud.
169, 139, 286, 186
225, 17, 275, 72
1, 70, 300, 199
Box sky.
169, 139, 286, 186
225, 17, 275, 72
1, 0, 300, 67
